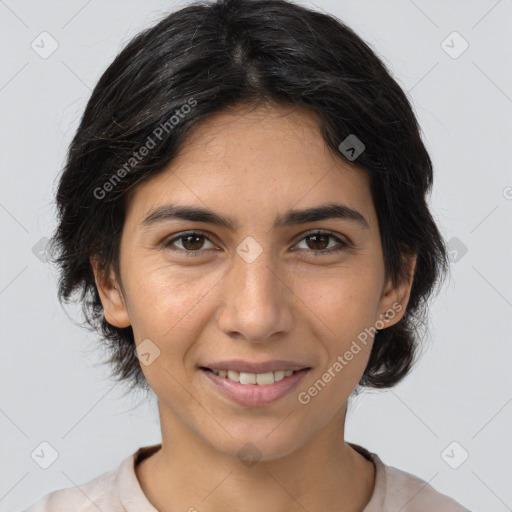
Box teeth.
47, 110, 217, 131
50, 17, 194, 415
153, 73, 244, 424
227, 370, 240, 382
210, 368, 298, 385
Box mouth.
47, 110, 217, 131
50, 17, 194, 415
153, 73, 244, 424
199, 366, 310, 385
199, 366, 312, 407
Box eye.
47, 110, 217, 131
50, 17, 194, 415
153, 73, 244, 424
164, 229, 349, 258
293, 230, 349, 256
164, 231, 216, 257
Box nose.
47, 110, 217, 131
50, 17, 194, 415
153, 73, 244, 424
216, 249, 294, 343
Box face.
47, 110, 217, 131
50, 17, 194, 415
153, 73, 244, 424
93, 103, 415, 462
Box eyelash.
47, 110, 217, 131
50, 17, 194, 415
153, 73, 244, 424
164, 229, 349, 258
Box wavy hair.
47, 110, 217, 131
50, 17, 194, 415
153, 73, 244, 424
48, 0, 449, 395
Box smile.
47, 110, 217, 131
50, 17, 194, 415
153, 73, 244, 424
204, 367, 301, 385
199, 367, 311, 406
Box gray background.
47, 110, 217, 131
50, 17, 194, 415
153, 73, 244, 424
1, 0, 511, 510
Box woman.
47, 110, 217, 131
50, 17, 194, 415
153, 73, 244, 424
24, 0, 470, 510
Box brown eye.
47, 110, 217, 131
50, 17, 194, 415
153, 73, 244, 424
294, 230, 348, 255
180, 234, 206, 251
304, 233, 330, 250
165, 231, 216, 256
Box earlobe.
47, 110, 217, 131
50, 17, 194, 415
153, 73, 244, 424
90, 256, 131, 328
378, 254, 417, 327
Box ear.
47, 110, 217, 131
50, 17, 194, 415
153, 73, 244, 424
377, 253, 417, 328
90, 256, 131, 328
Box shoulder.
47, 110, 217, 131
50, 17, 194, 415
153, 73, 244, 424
382, 463, 470, 511
21, 445, 161, 512
348, 443, 471, 512
22, 464, 119, 512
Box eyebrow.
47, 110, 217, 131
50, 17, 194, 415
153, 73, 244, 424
141, 202, 370, 231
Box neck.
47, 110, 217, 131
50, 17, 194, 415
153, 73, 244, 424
135, 404, 375, 512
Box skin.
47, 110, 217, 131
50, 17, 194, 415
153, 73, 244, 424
92, 102, 416, 512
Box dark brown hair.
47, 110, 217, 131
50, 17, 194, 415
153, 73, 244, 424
48, 0, 449, 395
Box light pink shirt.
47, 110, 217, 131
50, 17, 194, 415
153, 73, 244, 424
23, 443, 470, 511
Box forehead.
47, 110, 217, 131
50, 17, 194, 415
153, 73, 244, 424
160, 103, 335, 176
124, 103, 374, 229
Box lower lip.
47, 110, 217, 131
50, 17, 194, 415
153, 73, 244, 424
200, 368, 310, 407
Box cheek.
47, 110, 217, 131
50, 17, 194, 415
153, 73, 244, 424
125, 262, 219, 342
295, 264, 383, 339
126, 266, 214, 392
299, 273, 379, 405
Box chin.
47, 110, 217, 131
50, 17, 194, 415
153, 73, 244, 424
203, 427, 306, 465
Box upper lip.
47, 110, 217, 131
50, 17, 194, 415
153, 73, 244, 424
200, 359, 311, 374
